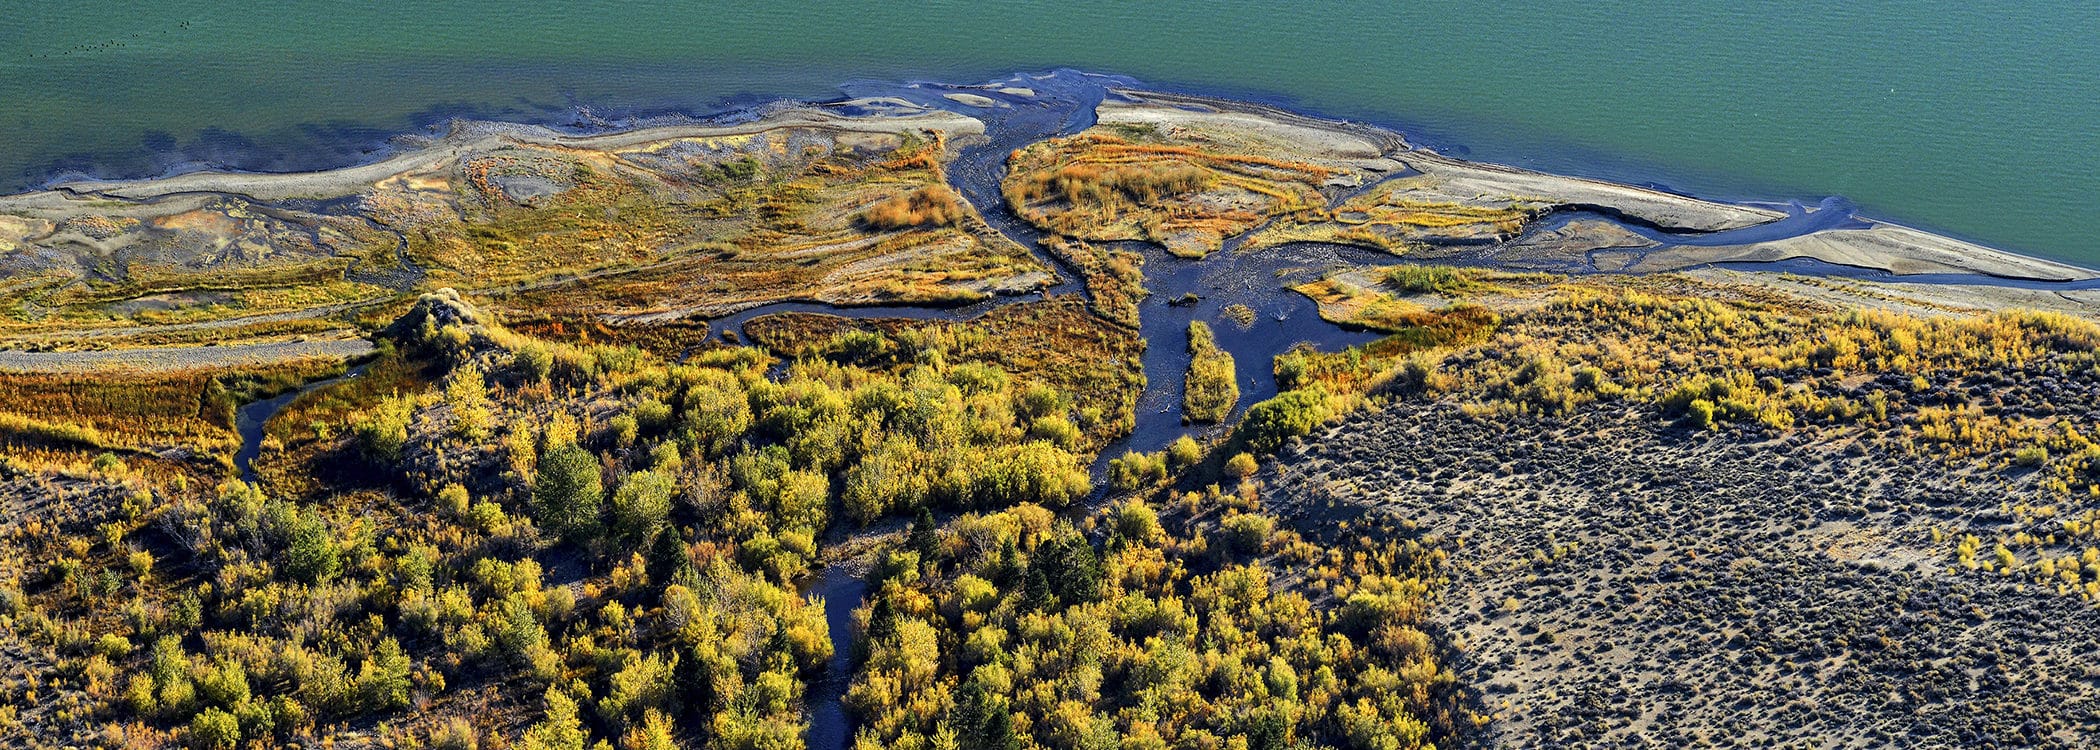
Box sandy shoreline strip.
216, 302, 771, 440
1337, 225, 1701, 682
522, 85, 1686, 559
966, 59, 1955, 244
0, 103, 982, 211
0, 336, 373, 374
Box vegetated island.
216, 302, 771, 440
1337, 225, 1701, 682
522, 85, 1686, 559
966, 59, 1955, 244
0, 71, 2095, 750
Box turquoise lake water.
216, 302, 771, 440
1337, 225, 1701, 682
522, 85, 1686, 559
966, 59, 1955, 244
3, 1, 2095, 265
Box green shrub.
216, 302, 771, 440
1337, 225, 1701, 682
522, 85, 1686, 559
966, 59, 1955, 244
520, 688, 588, 750
680, 383, 750, 458
95, 632, 131, 660
194, 658, 250, 709
1108, 450, 1167, 492
280, 510, 340, 585
829, 329, 895, 364
188, 707, 241, 750
633, 399, 674, 434
1683, 399, 1718, 430
91, 452, 127, 475
437, 483, 472, 518
513, 344, 554, 385
1027, 415, 1082, 449
609, 414, 639, 448
1166, 435, 1203, 470
356, 638, 413, 713
353, 393, 416, 461
1222, 513, 1275, 555
1012, 382, 1063, 421
1237, 389, 1333, 454
1113, 501, 1161, 542
598, 653, 676, 730
972, 442, 1090, 507
446, 363, 494, 441
1384, 265, 1470, 294
843, 438, 931, 524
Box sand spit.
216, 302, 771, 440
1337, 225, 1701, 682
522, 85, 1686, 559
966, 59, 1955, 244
1633, 221, 2097, 281
1096, 91, 2094, 283
1099, 91, 1780, 231
1097, 92, 1406, 163
0, 104, 983, 212
1402, 150, 1784, 232
1683, 267, 2100, 319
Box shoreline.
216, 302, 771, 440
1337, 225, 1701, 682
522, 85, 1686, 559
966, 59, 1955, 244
3, 102, 981, 210
11, 70, 2081, 276
5, 74, 2090, 286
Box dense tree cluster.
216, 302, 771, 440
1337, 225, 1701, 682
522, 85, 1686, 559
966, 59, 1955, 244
843, 493, 1468, 750
0, 291, 1113, 748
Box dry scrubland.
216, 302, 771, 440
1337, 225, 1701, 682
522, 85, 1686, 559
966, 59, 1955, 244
1244, 269, 2100, 747
0, 88, 2098, 750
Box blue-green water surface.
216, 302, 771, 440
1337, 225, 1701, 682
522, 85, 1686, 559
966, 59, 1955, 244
3, 1, 2094, 264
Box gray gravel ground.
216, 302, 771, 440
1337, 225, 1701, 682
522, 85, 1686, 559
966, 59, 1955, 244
1266, 401, 2100, 749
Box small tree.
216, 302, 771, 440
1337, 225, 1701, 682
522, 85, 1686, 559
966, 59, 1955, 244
533, 444, 604, 541
908, 507, 942, 565
281, 510, 340, 585
446, 363, 494, 441
611, 470, 675, 544
354, 393, 416, 461
1022, 564, 1054, 612
520, 688, 589, 750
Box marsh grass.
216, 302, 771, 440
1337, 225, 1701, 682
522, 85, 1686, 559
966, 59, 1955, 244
1183, 321, 1238, 423
0, 357, 348, 463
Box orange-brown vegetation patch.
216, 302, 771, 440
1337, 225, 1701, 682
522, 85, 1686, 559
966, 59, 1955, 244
0, 357, 349, 464
1004, 133, 1342, 257
856, 185, 966, 230
1247, 177, 1542, 253
449, 130, 1046, 317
